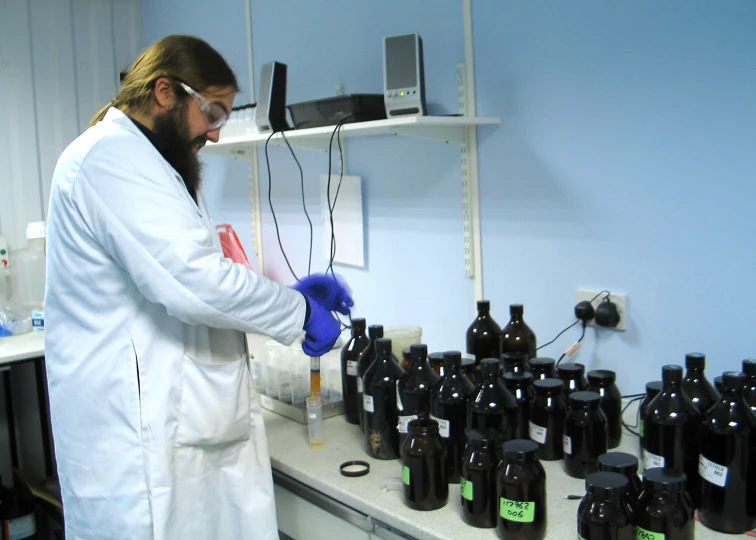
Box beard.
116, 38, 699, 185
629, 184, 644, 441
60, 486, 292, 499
152, 100, 207, 200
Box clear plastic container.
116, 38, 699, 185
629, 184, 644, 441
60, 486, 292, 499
290, 343, 309, 407
265, 341, 283, 397
306, 396, 323, 448
384, 325, 422, 360
11, 222, 46, 331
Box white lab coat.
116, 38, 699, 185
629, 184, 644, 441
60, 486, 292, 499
45, 108, 305, 539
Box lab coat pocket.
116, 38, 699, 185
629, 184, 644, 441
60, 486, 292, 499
175, 356, 252, 447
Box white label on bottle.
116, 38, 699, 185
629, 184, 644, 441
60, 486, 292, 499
357, 378, 363, 393
347, 360, 359, 377
308, 413, 317, 420
363, 394, 374, 413
430, 415, 450, 438
563, 435, 572, 455
643, 449, 665, 470
8, 513, 36, 540
260, 394, 273, 409
397, 414, 418, 433
699, 454, 728, 487
396, 380, 404, 411
31, 310, 44, 332
529, 421, 547, 444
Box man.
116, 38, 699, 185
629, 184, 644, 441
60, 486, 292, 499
45, 35, 350, 539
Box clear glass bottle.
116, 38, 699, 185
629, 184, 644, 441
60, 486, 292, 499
357, 324, 383, 432
681, 352, 720, 415
467, 358, 518, 442
401, 418, 448, 511
341, 318, 370, 425
563, 391, 608, 479
638, 380, 663, 454
741, 359, 756, 414
556, 362, 588, 395
577, 472, 633, 540
642, 365, 702, 508
529, 358, 555, 381
461, 429, 500, 528
699, 371, 756, 533
363, 338, 405, 460
496, 439, 547, 540
430, 351, 476, 483
635, 468, 695, 540
466, 300, 501, 364
397, 344, 440, 448
502, 371, 535, 441
529, 379, 567, 461
499, 304, 537, 360
597, 452, 643, 506
586, 369, 622, 449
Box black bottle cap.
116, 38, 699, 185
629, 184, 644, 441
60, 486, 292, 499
743, 359, 756, 377
533, 378, 564, 396
502, 371, 533, 388
723, 371, 747, 391
402, 348, 411, 360
597, 452, 639, 476
587, 369, 616, 385
351, 318, 366, 332
714, 376, 723, 393
368, 325, 384, 339
645, 381, 663, 399
466, 429, 501, 451
376, 338, 392, 354
410, 344, 428, 359
585, 472, 629, 499
477, 300, 491, 311
530, 357, 556, 370
643, 468, 686, 492
557, 362, 585, 376
407, 417, 439, 436
510, 304, 524, 316
442, 351, 462, 369
480, 358, 501, 375
569, 391, 602, 408
662, 365, 683, 385
501, 351, 528, 362
685, 353, 706, 370
502, 439, 540, 463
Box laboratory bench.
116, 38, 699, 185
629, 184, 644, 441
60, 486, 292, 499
263, 408, 742, 540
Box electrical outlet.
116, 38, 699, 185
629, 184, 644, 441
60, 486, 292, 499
575, 289, 628, 331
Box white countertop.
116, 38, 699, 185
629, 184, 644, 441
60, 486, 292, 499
263, 408, 738, 540
0, 331, 45, 365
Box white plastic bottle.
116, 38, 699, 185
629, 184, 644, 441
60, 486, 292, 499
14, 222, 46, 331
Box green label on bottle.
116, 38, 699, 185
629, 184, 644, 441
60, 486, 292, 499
499, 497, 535, 523
639, 419, 644, 437
578, 536, 587, 540
636, 526, 665, 540
460, 477, 473, 501
402, 465, 410, 485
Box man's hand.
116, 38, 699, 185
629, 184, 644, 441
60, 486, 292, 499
292, 274, 354, 316
301, 296, 341, 357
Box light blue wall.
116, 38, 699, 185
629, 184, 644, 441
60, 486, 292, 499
142, 1, 756, 392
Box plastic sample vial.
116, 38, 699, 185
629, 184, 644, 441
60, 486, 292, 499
635, 468, 695, 540
597, 452, 643, 506
586, 369, 622, 449
496, 439, 547, 540
529, 378, 567, 461
577, 472, 633, 540
563, 391, 607, 479
556, 362, 588, 396
306, 396, 323, 449
460, 429, 501, 528
400, 417, 448, 511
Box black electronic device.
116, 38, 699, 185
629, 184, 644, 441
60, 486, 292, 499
287, 94, 386, 130
383, 33, 427, 117
255, 61, 288, 132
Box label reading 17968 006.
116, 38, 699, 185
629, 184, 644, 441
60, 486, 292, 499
499, 498, 535, 523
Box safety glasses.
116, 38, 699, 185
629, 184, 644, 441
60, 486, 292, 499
179, 82, 228, 131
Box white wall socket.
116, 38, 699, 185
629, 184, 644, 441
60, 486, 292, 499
575, 289, 628, 331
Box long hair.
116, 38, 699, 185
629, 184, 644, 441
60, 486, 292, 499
90, 35, 239, 126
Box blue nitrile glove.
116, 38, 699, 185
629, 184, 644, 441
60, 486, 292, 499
292, 273, 354, 316
302, 296, 341, 357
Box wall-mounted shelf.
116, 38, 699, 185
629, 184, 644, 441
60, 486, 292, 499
201, 115, 500, 156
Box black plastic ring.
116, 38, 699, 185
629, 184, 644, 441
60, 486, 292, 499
339, 460, 370, 478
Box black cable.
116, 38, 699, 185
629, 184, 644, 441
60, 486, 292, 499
621, 395, 644, 437
325, 116, 352, 278
264, 131, 299, 281
280, 131, 313, 276
537, 319, 580, 351
555, 322, 587, 366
